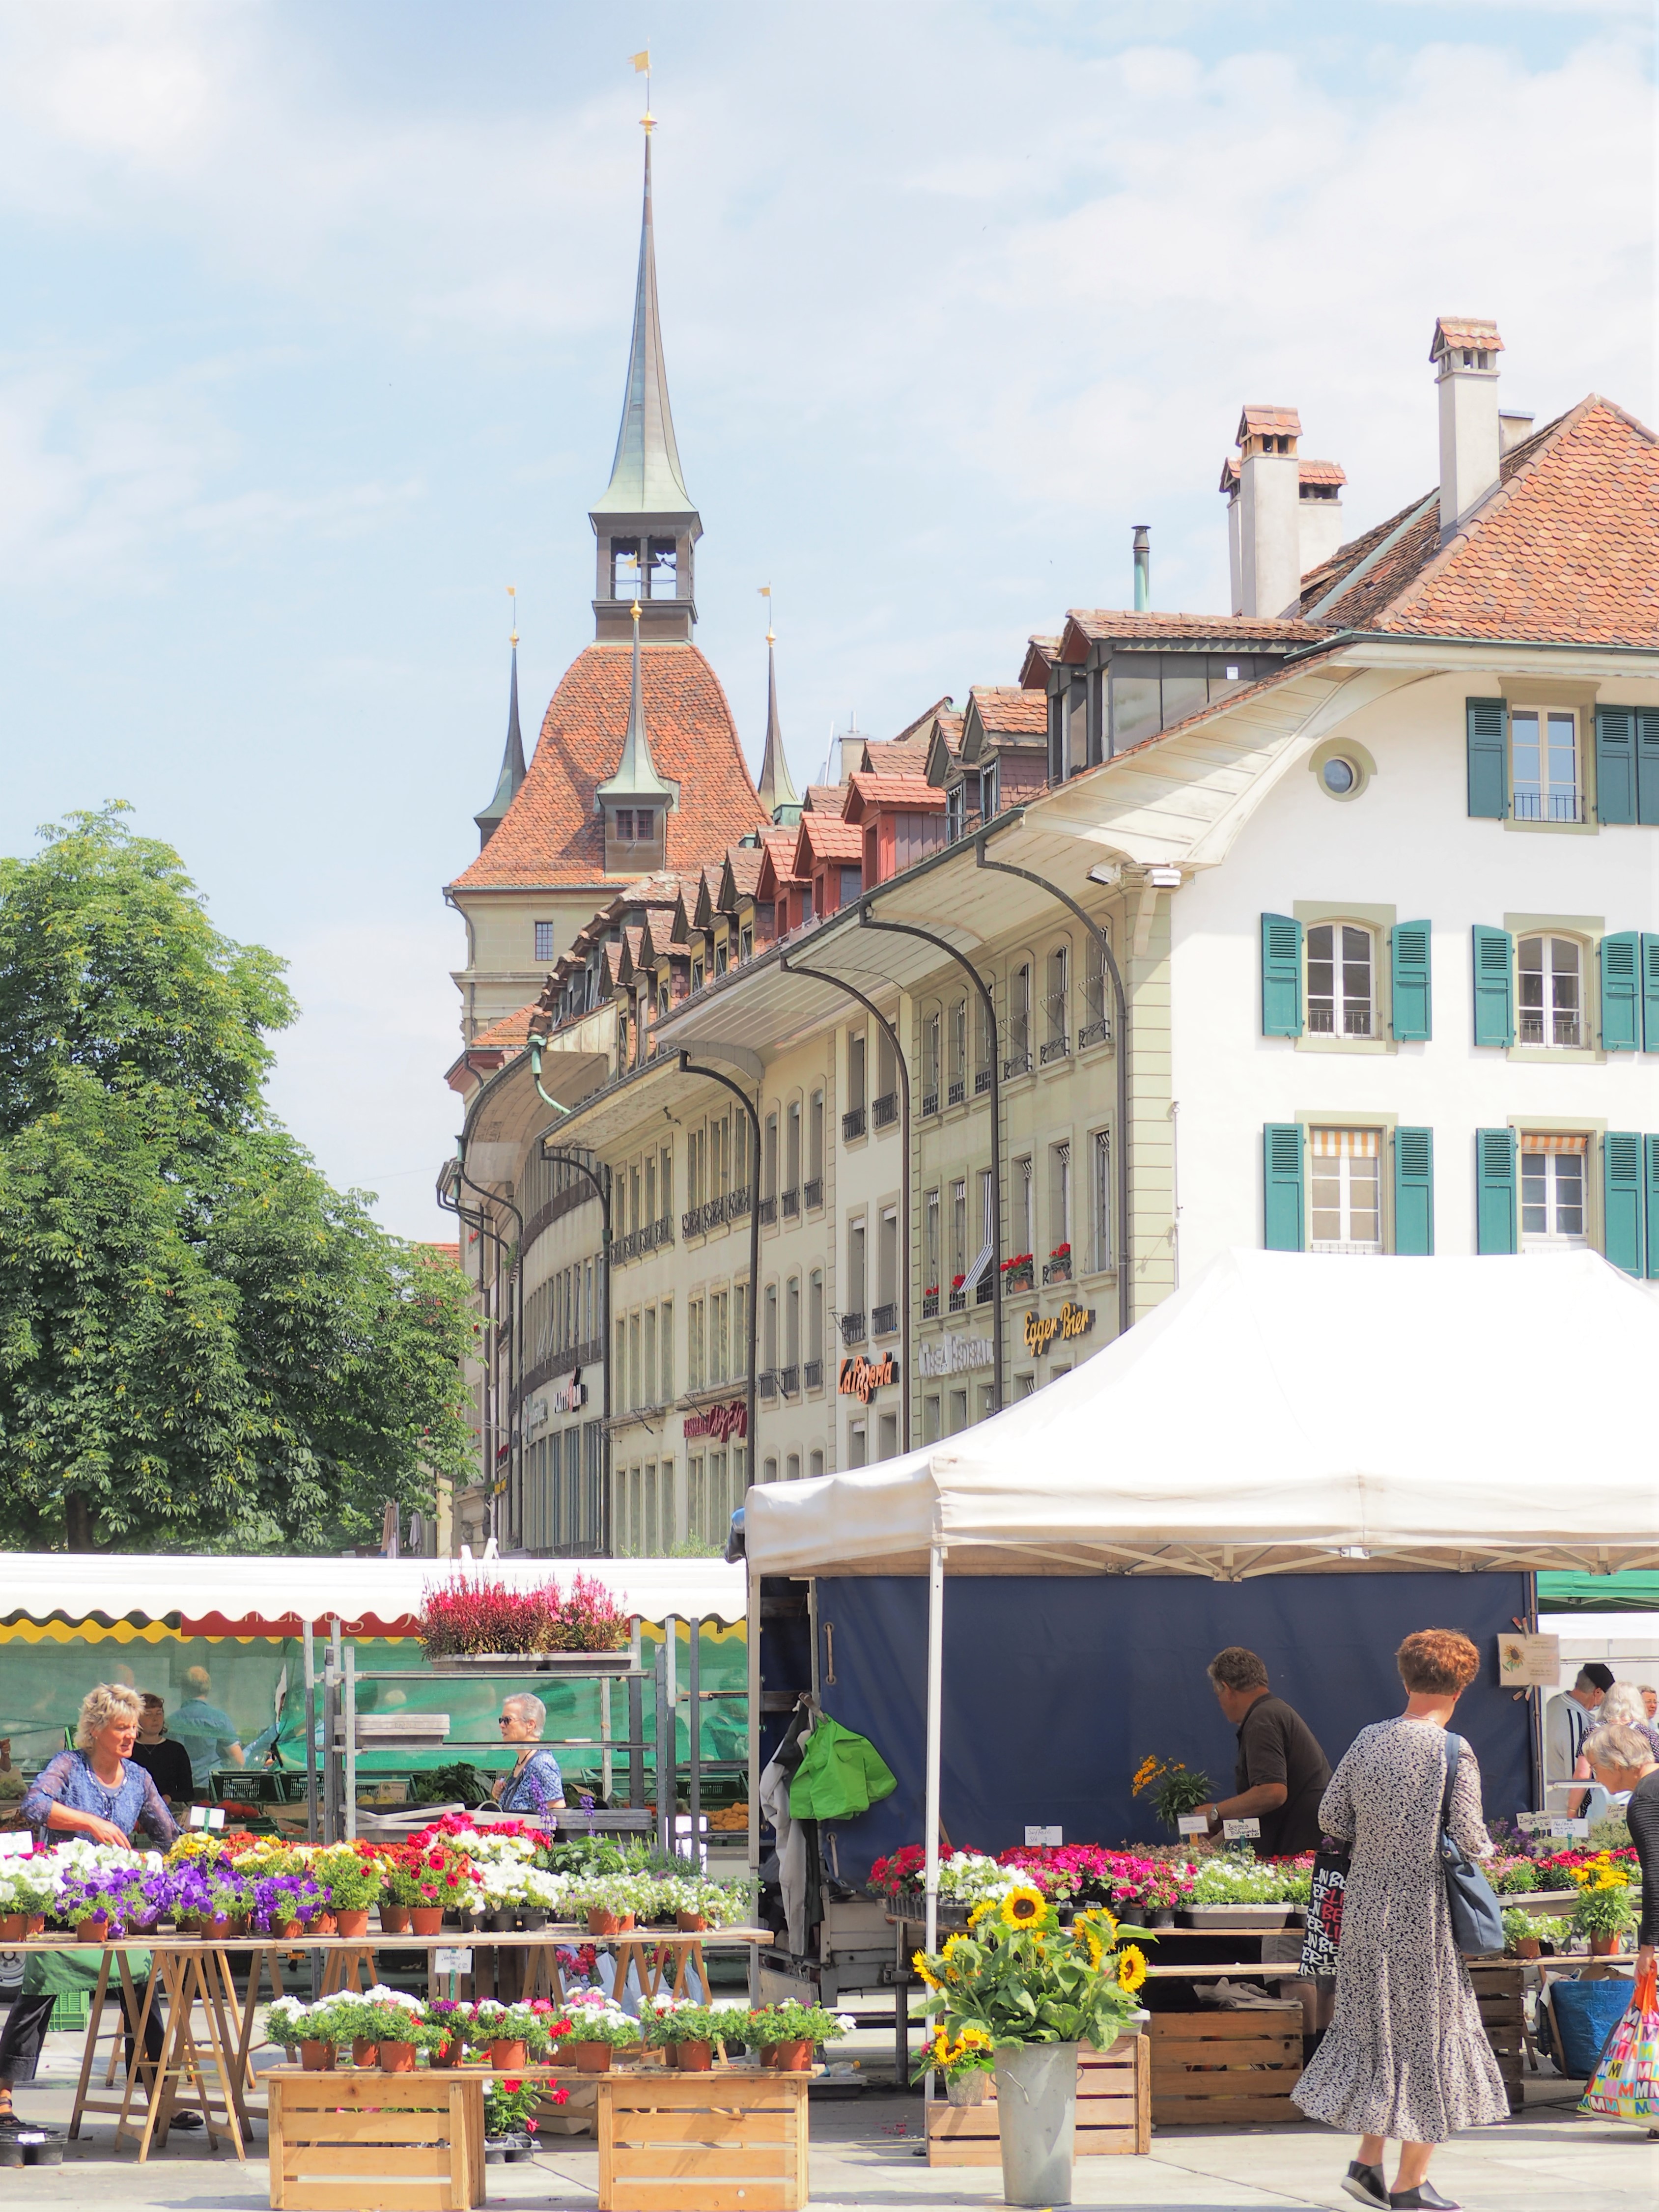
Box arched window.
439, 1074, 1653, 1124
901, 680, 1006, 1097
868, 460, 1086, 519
1306, 923, 1374, 1037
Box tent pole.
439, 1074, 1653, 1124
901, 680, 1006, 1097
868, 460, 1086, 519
922, 1540, 945, 2108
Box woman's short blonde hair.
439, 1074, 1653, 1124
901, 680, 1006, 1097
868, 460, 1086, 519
76, 1682, 143, 1750
1396, 1629, 1481, 1695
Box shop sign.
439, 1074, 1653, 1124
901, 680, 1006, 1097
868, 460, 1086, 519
839, 1351, 898, 1402
1023, 1301, 1096, 1355
918, 1334, 993, 1379
684, 1399, 748, 1442
549, 1372, 588, 1417
1496, 1633, 1559, 1687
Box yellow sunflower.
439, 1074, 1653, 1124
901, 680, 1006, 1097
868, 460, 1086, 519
1076, 1925, 1104, 1969
1001, 1884, 1047, 1930
1077, 1905, 1119, 1943
1116, 1943, 1148, 1994
968, 1901, 995, 1929
911, 1951, 941, 1991
941, 1933, 967, 1964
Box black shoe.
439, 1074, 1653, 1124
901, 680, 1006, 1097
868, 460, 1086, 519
1390, 2188, 1459, 2211
1342, 2162, 1389, 2210
169, 2110, 206, 2132
0, 2115, 61, 2139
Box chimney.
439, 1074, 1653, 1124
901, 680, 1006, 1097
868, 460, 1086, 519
1431, 316, 1504, 534
1132, 525, 1151, 612
1229, 406, 1302, 617
1296, 459, 1346, 579
1499, 410, 1534, 456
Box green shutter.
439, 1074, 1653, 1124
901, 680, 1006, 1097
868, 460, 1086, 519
1638, 709, 1659, 826
1643, 935, 1659, 1052
1263, 1123, 1304, 1251
1596, 706, 1636, 824
1645, 1137, 1659, 1281
1390, 922, 1432, 1041
1260, 914, 1303, 1038
1603, 1133, 1644, 1277
1471, 926, 1514, 1048
1393, 1127, 1434, 1255
1475, 1128, 1517, 1255
1600, 931, 1640, 1052
1466, 697, 1507, 819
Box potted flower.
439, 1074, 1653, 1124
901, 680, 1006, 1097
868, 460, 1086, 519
483, 2075, 567, 2162
913, 2019, 996, 2105
1502, 1907, 1543, 1961
1570, 1861, 1635, 1957
249, 1873, 321, 1939
638, 1997, 739, 2072
354, 1987, 432, 2073
0, 1857, 56, 1939
425, 1999, 476, 2068
266, 1995, 356, 2072
313, 1847, 383, 1938
581, 1873, 643, 1937
746, 2001, 854, 2074
1130, 1755, 1213, 1835
999, 1251, 1035, 1291
911, 1891, 1151, 2209
416, 1570, 632, 1663
558, 1992, 641, 2074
399, 1836, 478, 1932
468, 1998, 565, 2069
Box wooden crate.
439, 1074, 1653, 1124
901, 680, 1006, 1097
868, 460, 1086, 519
927, 2034, 1150, 2166
1469, 1960, 1526, 2114
1150, 2004, 1304, 2128
596, 2067, 809, 2212
267, 2071, 484, 2212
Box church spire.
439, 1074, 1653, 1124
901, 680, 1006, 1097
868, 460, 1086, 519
755, 589, 801, 823
474, 598, 528, 851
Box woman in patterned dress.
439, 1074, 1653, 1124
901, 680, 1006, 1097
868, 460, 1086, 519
1293, 1629, 1509, 2212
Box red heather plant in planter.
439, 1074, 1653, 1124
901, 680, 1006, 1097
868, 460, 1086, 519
419, 1572, 631, 1657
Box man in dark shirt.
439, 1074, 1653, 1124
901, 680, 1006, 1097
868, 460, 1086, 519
127, 1694, 195, 1805
1192, 1647, 1332, 1858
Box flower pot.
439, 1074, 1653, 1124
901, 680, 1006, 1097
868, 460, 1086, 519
674, 2040, 713, 2072
271, 1919, 305, 1940
201, 1916, 235, 1942
484, 1909, 514, 1933
587, 1908, 634, 1935
299, 2040, 337, 2072
380, 1905, 412, 1934
573, 2043, 613, 2074
0, 1915, 26, 1941
379, 2041, 418, 2073
1589, 1932, 1621, 1956
484, 2131, 536, 2163
766, 2040, 814, 2073
351, 2040, 380, 2068
74, 1918, 111, 1944
1151, 1909, 1176, 1929
434, 2041, 464, 2069
519, 1908, 547, 1932
26, 1915, 46, 1937
994, 2041, 1079, 2209
411, 1908, 445, 1935
335, 1909, 371, 1938
1515, 1938, 1543, 1960
305, 1912, 337, 1936
946, 2069, 991, 2107
228, 1915, 250, 1936
490, 2039, 529, 2069
675, 1912, 708, 1932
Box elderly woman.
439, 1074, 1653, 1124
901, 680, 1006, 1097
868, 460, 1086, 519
490, 1693, 566, 1816
1583, 1723, 1657, 1981
1567, 1683, 1659, 1818
1293, 1629, 1510, 2212
0, 1686, 190, 2141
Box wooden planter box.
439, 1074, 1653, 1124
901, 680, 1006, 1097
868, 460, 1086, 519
1150, 2004, 1303, 2128
267, 2071, 484, 2212
1468, 1960, 1526, 2114
596, 2067, 809, 2212
927, 2035, 1150, 2166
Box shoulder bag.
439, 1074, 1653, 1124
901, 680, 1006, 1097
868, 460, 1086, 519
1438, 1732, 1505, 1956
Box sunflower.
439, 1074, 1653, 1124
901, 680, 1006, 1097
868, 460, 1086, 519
1000, 1884, 1047, 1930
911, 1951, 941, 1991
968, 1901, 995, 1929
1075, 1925, 1104, 1969
1077, 1905, 1119, 1943
941, 1934, 967, 1963
1116, 1943, 1148, 1994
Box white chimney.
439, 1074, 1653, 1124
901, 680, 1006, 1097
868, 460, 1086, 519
1431, 316, 1504, 535
1230, 405, 1303, 617
1499, 411, 1534, 455
1296, 459, 1346, 579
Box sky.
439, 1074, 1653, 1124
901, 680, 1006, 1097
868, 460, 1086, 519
0, 1, 1652, 1240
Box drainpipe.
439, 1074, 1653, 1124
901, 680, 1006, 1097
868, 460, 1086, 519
680, 1056, 762, 1503
456, 1153, 525, 1551
536, 1142, 614, 1557
779, 955, 912, 1452
439, 1157, 515, 1548
857, 910, 1003, 1414
974, 836, 1132, 1342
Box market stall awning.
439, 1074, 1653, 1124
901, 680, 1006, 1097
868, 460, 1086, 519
1537, 1571, 1659, 1613
744, 1248, 1659, 1580
0, 1555, 747, 1637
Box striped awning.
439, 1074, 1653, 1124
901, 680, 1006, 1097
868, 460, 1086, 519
1310, 1127, 1380, 1157
1520, 1132, 1589, 1153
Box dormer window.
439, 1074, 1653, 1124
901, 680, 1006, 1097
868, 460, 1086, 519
692, 956, 705, 992
716, 940, 729, 976
612, 807, 656, 845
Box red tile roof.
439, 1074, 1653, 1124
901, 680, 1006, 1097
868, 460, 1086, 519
1062, 609, 1325, 656
970, 686, 1049, 737
891, 694, 954, 746
1237, 404, 1301, 441
845, 772, 947, 813
722, 845, 765, 897
471, 1000, 540, 1047
796, 815, 866, 866
450, 643, 765, 889
1219, 456, 1346, 493
858, 738, 929, 775
1431, 316, 1503, 360
802, 784, 849, 816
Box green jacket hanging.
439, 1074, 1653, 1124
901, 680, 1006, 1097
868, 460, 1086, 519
787, 1714, 897, 1821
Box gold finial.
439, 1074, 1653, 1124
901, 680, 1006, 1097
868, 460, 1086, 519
631, 598, 642, 625
507, 584, 518, 646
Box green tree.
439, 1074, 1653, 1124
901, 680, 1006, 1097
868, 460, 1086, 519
0, 808, 476, 1552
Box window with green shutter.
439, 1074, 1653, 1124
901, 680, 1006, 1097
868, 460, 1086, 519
1639, 709, 1659, 826
1260, 914, 1303, 1038
1393, 1127, 1434, 1255
1600, 931, 1640, 1052
1603, 1132, 1644, 1278
1390, 922, 1432, 1041
1466, 698, 1507, 819
1596, 706, 1636, 824
1643, 936, 1659, 1053
1475, 1128, 1517, 1255
1471, 926, 1514, 1047
1645, 1137, 1659, 1281
1263, 1123, 1304, 1251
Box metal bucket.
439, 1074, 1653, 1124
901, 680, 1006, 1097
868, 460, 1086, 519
993, 2040, 1079, 2207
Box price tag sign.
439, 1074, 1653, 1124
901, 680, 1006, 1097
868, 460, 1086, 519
433, 1949, 473, 1976
1223, 1818, 1262, 1842
1547, 1819, 1589, 1840
0, 1832, 34, 1860
1023, 1825, 1063, 1847
187, 1806, 226, 1831
1178, 1815, 1210, 1837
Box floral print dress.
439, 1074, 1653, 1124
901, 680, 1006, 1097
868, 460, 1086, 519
1293, 1717, 1510, 2144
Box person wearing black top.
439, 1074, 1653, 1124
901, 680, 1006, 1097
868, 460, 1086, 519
1193, 1646, 1333, 1857
127, 1694, 195, 1804
1584, 1721, 1659, 1978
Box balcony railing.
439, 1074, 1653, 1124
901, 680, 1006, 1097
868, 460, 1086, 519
731, 1184, 752, 1218
872, 1092, 899, 1130
758, 1195, 778, 1227
839, 1312, 866, 1346
921, 1091, 939, 1118
780, 1365, 800, 1398
611, 1215, 675, 1264
758, 1370, 779, 1402
683, 1191, 747, 1238
1078, 1017, 1111, 1050
1513, 788, 1584, 823
975, 1278, 993, 1305
947, 1078, 965, 1107
975, 1067, 992, 1095
1307, 1007, 1373, 1037
872, 1302, 899, 1337
804, 1358, 823, 1391
1040, 1035, 1070, 1064
1003, 1050, 1032, 1079
842, 1106, 867, 1141
1042, 1252, 1073, 1285
949, 1289, 967, 1313
782, 1186, 801, 1218
802, 1178, 822, 1211
1518, 1013, 1584, 1047
922, 1289, 940, 1319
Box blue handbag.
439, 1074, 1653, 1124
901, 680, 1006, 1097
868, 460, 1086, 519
1438, 1733, 1506, 1957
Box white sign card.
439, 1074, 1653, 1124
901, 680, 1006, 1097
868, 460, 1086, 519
187, 1805, 226, 1830
1178, 1815, 1210, 1837
1519, 1812, 1591, 1839
433, 1949, 473, 1976
1496, 1633, 1560, 1688
1223, 1818, 1262, 1841
1023, 1825, 1063, 1847
0, 1831, 33, 1859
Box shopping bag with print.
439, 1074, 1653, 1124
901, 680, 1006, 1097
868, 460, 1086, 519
1579, 1961, 1659, 2122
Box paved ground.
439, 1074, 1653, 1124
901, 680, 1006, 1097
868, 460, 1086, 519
4, 2031, 1653, 2210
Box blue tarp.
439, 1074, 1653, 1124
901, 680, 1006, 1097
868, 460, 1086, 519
812, 1570, 1534, 1879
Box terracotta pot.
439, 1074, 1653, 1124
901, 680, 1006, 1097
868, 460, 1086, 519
1515, 1938, 1543, 1960
299, 2040, 337, 2072
411, 1907, 445, 1935
1590, 1932, 1620, 1957
351, 2039, 380, 2068
305, 1912, 338, 1936
271, 1918, 305, 1940
434, 2040, 464, 2069
228, 1915, 250, 1936
201, 1916, 235, 1942
335, 1908, 371, 1938
379, 2041, 418, 2073
490, 2039, 529, 2070
674, 2040, 713, 2072
0, 1914, 26, 1941
73, 1917, 111, 1943
587, 1908, 634, 1935
573, 2042, 613, 2073
380, 1905, 412, 1935
26, 1914, 46, 1938
675, 1912, 708, 1932
766, 2039, 813, 2073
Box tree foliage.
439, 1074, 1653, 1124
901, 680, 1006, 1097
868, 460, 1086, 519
0, 808, 476, 1552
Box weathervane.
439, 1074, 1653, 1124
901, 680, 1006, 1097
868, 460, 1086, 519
631, 48, 653, 132
759, 582, 774, 645
507, 583, 517, 647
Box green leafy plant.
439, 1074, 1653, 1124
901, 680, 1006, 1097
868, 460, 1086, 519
638, 1998, 743, 2046
1572, 1879, 1636, 1941
1493, 1859, 1540, 1894
311, 1849, 383, 1913
1501, 1907, 1539, 1951
1130, 1755, 1212, 1831
911, 1889, 1150, 2051
484, 2078, 551, 2136
746, 2001, 854, 2047
911, 2019, 997, 2085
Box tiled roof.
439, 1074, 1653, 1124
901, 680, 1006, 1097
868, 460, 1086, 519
858, 738, 929, 774
1062, 609, 1325, 654
722, 845, 765, 897
845, 772, 946, 812
450, 643, 765, 889
755, 843, 803, 898
1219, 455, 1346, 493
891, 694, 954, 746
802, 784, 849, 816
1431, 316, 1503, 360
1237, 404, 1301, 441
796, 815, 865, 866
934, 712, 965, 756
471, 1000, 540, 1047
970, 686, 1049, 737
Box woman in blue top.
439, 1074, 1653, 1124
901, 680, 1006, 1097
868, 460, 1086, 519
0, 1684, 189, 2141
491, 1694, 565, 1818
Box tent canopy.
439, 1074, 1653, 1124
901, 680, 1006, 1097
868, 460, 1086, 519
745, 1250, 1659, 1581
0, 1555, 747, 1637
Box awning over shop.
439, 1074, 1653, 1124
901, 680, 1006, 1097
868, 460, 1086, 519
1538, 1572, 1659, 1614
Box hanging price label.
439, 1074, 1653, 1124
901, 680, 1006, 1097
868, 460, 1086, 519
1178, 1815, 1210, 1837
187, 1806, 226, 1831
432, 1949, 473, 1976
1547, 1819, 1589, 1840
0, 1832, 33, 1860
1023, 1825, 1063, 1847
1223, 1818, 1261, 1841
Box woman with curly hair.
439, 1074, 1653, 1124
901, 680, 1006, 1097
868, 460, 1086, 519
1293, 1629, 1509, 2212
